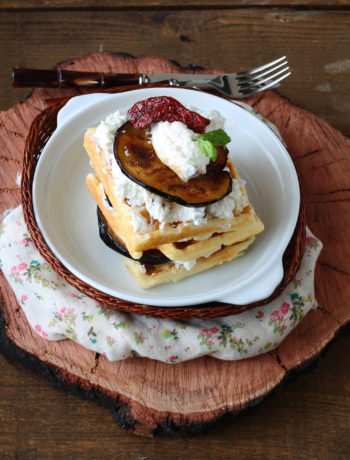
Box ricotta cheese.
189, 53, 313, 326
150, 109, 226, 182
174, 259, 197, 271
92, 108, 247, 233
138, 263, 147, 274
151, 121, 209, 182
99, 183, 117, 215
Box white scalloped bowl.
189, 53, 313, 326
33, 88, 300, 307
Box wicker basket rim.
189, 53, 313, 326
21, 85, 306, 319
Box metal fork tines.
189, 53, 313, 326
191, 56, 291, 98
235, 56, 290, 95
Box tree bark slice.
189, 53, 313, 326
0, 52, 349, 436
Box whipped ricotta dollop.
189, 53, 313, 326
151, 121, 209, 182
151, 108, 226, 182
92, 108, 248, 233
151, 107, 230, 181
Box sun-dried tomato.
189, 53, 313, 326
127, 96, 210, 133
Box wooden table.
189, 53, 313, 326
1, 1, 350, 458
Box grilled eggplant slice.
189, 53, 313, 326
113, 121, 232, 207
97, 207, 169, 265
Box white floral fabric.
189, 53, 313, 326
0, 206, 322, 363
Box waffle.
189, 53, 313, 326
87, 172, 262, 262
84, 122, 264, 288
84, 128, 264, 258
123, 237, 255, 289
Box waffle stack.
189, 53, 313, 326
84, 123, 264, 289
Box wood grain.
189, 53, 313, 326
2, 0, 350, 8
1, 2, 350, 457
1, 333, 349, 458
1, 9, 350, 136
1, 53, 350, 444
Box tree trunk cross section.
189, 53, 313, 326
0, 52, 349, 436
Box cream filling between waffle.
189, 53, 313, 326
92, 109, 248, 233
137, 249, 216, 273
98, 186, 214, 271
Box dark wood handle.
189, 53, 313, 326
12, 67, 141, 88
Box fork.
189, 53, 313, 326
168, 56, 291, 98
12, 56, 290, 99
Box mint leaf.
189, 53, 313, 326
196, 138, 217, 162
194, 129, 231, 162
198, 129, 231, 146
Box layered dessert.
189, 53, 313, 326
84, 95, 264, 288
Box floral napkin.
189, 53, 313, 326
0, 205, 322, 364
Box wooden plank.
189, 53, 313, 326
1, 335, 350, 457
1, 52, 350, 443
0, 3, 350, 455
1, 9, 350, 136
1, 0, 350, 9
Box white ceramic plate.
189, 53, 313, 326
33, 88, 300, 307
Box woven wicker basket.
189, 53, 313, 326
22, 87, 306, 319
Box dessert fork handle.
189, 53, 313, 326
12, 67, 144, 88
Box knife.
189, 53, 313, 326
12, 67, 218, 89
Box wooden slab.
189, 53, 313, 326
1, 52, 350, 436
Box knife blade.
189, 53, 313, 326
12, 67, 219, 89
